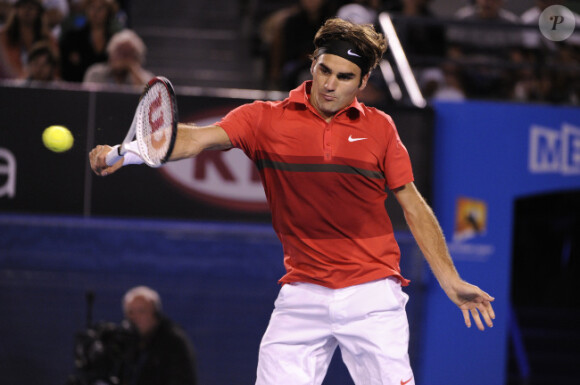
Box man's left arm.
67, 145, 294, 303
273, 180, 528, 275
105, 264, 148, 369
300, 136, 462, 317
393, 182, 496, 331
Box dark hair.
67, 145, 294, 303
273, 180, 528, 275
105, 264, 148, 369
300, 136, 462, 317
83, 0, 120, 20
311, 18, 387, 76
27, 41, 59, 66
4, 0, 47, 46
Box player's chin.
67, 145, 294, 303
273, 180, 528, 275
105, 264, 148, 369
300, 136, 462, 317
319, 103, 340, 117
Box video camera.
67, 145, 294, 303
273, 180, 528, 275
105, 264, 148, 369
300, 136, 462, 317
66, 292, 138, 385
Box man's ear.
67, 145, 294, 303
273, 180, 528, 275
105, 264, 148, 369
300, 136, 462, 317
359, 72, 370, 91
310, 59, 316, 75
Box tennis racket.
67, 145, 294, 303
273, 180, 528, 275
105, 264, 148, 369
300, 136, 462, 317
105, 76, 178, 168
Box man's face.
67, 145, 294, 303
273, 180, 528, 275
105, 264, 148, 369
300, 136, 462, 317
28, 54, 55, 81
16, 2, 41, 25
109, 41, 139, 74
309, 54, 368, 121
125, 296, 158, 336
86, 0, 110, 25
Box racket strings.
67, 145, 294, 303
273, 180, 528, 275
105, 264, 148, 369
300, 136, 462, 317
137, 82, 175, 167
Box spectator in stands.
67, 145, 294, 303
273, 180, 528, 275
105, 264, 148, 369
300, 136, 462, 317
267, 0, 337, 90
420, 63, 465, 101
521, 0, 580, 51
0, 0, 56, 79
384, 0, 446, 69
257, 3, 297, 88
59, 0, 122, 82
83, 29, 153, 86
446, 0, 523, 99
515, 0, 580, 104
0, 0, 13, 27
513, 40, 580, 104
115, 0, 128, 25
381, 0, 449, 102
42, 0, 68, 38
122, 286, 198, 385
24, 39, 59, 81
59, 0, 87, 33
336, 0, 380, 25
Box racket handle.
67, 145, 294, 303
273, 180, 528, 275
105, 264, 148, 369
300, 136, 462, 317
105, 144, 123, 166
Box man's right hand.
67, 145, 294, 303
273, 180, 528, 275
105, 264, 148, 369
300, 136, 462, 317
89, 145, 123, 176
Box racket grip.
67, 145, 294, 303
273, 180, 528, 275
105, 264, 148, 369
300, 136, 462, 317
105, 144, 123, 166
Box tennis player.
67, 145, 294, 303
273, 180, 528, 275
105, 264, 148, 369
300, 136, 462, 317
90, 18, 495, 385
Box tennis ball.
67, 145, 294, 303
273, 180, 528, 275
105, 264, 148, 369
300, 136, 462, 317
42, 125, 74, 153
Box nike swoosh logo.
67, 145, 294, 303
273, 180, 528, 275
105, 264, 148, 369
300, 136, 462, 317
348, 135, 367, 142
347, 49, 361, 57
401, 376, 413, 385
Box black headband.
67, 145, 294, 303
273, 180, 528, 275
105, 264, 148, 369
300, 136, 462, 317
318, 40, 370, 74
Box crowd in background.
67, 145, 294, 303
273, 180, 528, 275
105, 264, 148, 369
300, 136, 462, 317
1, 0, 579, 104
257, 0, 580, 105
0, 0, 153, 87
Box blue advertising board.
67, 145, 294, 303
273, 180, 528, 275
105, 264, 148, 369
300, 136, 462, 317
419, 101, 580, 385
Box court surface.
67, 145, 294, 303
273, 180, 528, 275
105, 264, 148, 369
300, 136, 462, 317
0, 214, 424, 385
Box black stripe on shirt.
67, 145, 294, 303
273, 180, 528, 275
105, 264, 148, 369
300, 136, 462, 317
256, 159, 384, 180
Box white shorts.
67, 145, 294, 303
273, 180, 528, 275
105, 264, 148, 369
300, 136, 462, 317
256, 277, 414, 385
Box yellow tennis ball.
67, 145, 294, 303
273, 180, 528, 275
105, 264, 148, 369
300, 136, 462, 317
42, 125, 74, 153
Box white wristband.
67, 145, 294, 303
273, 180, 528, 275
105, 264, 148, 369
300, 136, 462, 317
122, 142, 144, 165
123, 152, 144, 165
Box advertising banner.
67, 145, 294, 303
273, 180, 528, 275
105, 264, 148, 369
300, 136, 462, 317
0, 87, 89, 215
420, 100, 580, 385
1, 85, 434, 227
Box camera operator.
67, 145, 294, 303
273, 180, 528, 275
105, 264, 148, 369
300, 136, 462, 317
122, 286, 198, 385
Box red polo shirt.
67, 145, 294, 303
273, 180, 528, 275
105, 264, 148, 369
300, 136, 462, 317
217, 81, 414, 289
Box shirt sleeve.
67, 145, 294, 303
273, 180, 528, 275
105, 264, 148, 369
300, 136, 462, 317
383, 114, 414, 190
215, 101, 265, 160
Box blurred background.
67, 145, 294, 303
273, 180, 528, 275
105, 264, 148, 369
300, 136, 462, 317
1, 0, 579, 384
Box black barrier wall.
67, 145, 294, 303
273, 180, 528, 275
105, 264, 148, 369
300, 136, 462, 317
0, 84, 434, 227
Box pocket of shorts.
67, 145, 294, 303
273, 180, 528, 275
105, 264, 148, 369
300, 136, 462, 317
273, 283, 298, 309
273, 284, 288, 309
385, 277, 409, 310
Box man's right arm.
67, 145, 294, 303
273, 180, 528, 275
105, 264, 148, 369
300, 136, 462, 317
89, 123, 232, 176
169, 123, 232, 161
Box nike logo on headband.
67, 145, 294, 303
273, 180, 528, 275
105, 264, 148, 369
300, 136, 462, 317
347, 49, 361, 57
319, 40, 369, 72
